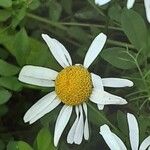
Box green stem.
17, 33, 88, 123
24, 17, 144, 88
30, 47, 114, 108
60, 22, 122, 31
107, 39, 134, 49
126, 50, 150, 99
134, 60, 150, 95
130, 95, 149, 101
26, 13, 67, 31
27, 13, 121, 31
27, 13, 135, 49
125, 90, 147, 98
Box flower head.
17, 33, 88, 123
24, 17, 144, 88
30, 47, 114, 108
19, 33, 133, 146
100, 113, 150, 150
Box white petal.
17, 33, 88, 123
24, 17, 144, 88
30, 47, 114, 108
90, 89, 127, 105
67, 106, 79, 144
24, 91, 56, 123
42, 34, 72, 68
83, 33, 107, 68
127, 113, 139, 150
74, 105, 84, 144
95, 0, 111, 6
54, 105, 73, 146
139, 136, 150, 150
91, 73, 104, 90
127, 0, 135, 9
29, 97, 61, 124
100, 124, 123, 150
19, 65, 58, 87
144, 0, 150, 23
97, 104, 104, 110
112, 133, 127, 150
83, 103, 89, 140
102, 78, 133, 88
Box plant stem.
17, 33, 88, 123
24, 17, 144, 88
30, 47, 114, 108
126, 50, 150, 98
27, 13, 121, 31
27, 13, 135, 49
60, 22, 122, 31
130, 95, 149, 101
107, 39, 134, 49
125, 90, 147, 98
26, 13, 67, 31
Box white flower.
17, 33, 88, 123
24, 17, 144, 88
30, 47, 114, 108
100, 113, 150, 150
95, 0, 150, 23
18, 33, 133, 146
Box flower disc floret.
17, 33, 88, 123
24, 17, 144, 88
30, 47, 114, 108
55, 65, 92, 105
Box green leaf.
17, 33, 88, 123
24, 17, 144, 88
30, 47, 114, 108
0, 30, 15, 57
108, 4, 122, 22
139, 116, 150, 140
26, 38, 49, 66
0, 88, 12, 105
117, 111, 128, 136
101, 47, 136, 69
0, 0, 12, 8
67, 26, 89, 43
121, 9, 148, 51
36, 128, 56, 150
61, 0, 72, 14
7, 141, 17, 150
17, 141, 33, 150
29, 0, 40, 10
0, 10, 11, 22
0, 59, 20, 76
49, 1, 62, 21
13, 28, 29, 66
27, 38, 61, 70
11, 6, 26, 28
0, 77, 22, 91
7, 141, 33, 150
0, 29, 59, 69
88, 103, 111, 126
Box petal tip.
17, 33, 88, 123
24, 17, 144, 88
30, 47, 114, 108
41, 33, 47, 38
127, 0, 135, 9
23, 117, 28, 123
128, 80, 134, 87
54, 139, 58, 147
123, 99, 128, 104
127, 113, 133, 118
99, 124, 109, 134
18, 65, 31, 82
99, 33, 107, 41
41, 34, 50, 41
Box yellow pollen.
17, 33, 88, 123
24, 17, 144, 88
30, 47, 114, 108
55, 65, 92, 105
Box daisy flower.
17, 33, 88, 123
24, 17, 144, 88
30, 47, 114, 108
100, 113, 150, 150
95, 0, 150, 23
18, 33, 133, 146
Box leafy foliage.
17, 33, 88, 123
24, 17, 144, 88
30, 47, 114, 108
0, 0, 149, 150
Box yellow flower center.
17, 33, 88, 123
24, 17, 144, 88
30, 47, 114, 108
55, 65, 92, 105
